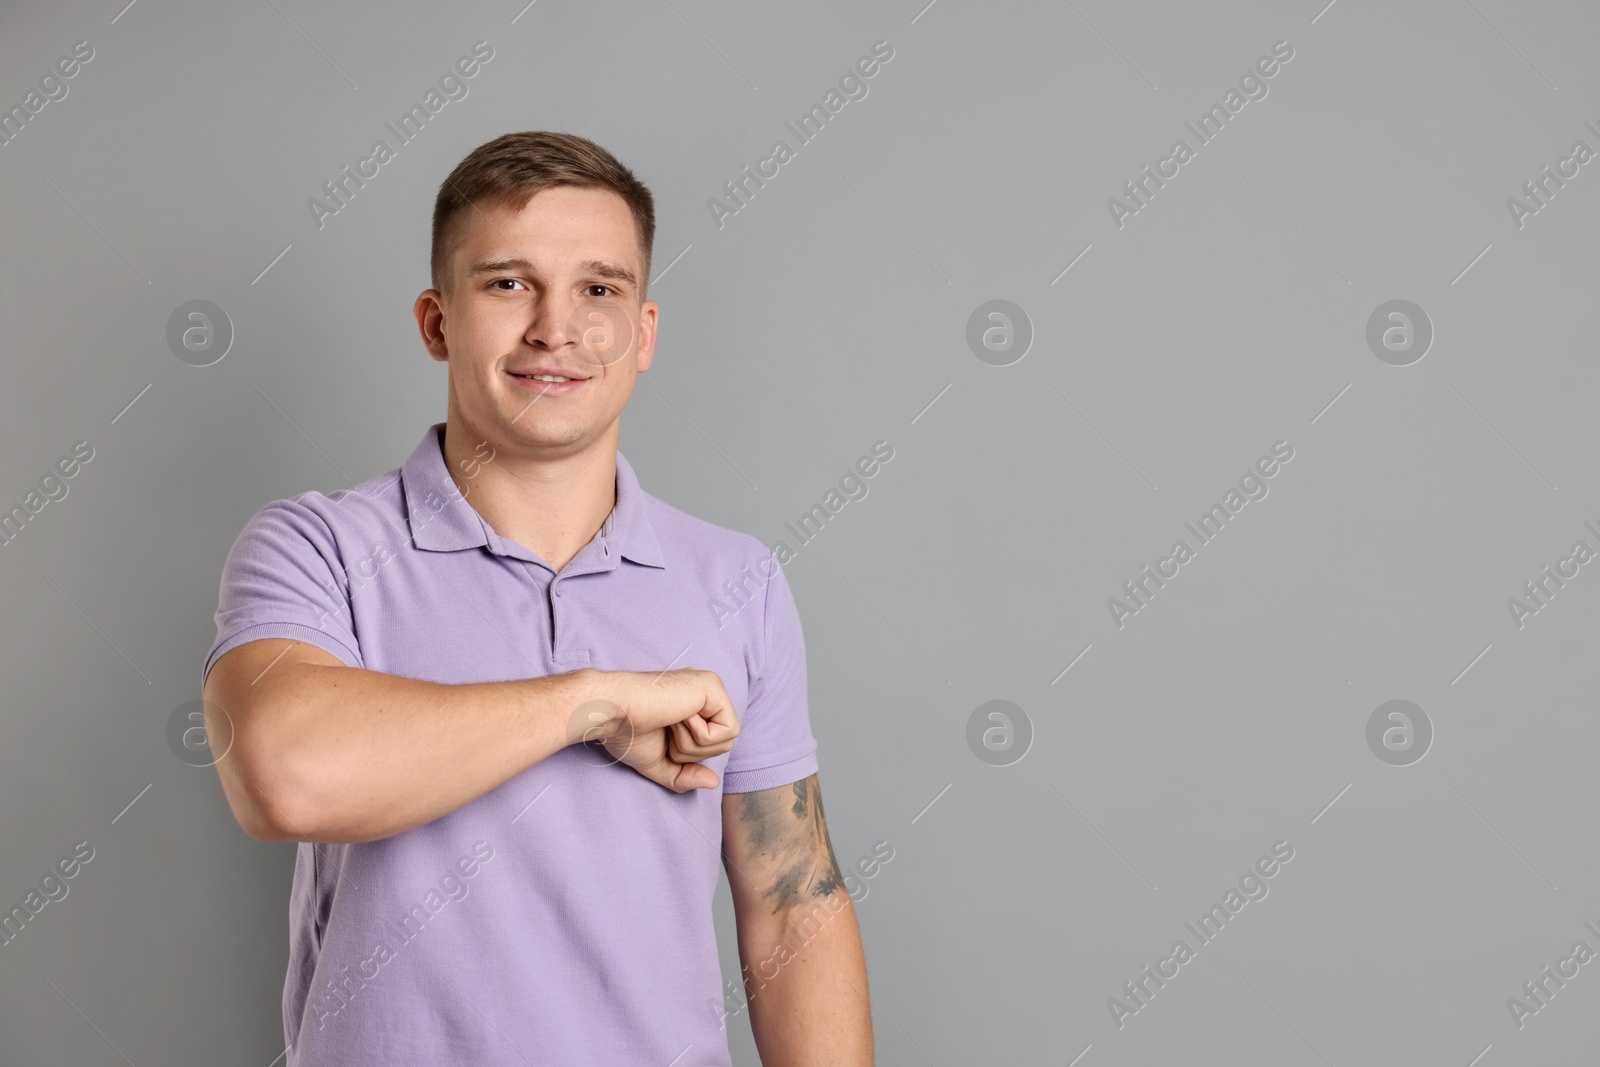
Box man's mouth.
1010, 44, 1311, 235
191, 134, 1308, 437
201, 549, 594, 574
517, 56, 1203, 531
506, 369, 589, 396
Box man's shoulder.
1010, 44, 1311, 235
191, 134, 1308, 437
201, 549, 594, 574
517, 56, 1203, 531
237, 466, 407, 546
639, 491, 774, 569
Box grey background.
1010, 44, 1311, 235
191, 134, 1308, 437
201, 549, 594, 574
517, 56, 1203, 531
2, 0, 1598, 1063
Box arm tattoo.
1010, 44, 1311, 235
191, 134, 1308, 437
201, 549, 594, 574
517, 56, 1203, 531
732, 774, 847, 914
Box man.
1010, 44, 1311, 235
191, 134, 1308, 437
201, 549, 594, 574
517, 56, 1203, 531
201, 131, 872, 1065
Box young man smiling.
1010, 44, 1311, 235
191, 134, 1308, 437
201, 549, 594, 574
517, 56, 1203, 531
202, 131, 872, 1066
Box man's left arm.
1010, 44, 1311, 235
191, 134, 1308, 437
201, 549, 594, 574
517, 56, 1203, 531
721, 772, 873, 1065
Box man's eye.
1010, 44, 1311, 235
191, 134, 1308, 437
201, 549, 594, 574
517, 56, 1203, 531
586, 285, 613, 298
490, 279, 523, 291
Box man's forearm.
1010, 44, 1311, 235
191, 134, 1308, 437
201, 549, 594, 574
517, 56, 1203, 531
210, 643, 604, 843
738, 895, 873, 1065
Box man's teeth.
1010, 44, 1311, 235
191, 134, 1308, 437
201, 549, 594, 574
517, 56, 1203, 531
523, 374, 572, 382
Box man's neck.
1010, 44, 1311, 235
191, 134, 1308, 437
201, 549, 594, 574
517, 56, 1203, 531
438, 415, 619, 573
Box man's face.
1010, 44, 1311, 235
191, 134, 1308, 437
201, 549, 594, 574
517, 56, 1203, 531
416, 185, 657, 457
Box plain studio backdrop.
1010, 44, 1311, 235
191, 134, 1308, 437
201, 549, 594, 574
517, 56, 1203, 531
4, 0, 1600, 1063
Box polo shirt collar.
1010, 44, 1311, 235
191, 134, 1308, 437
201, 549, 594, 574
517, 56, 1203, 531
604, 450, 666, 569
399, 423, 666, 569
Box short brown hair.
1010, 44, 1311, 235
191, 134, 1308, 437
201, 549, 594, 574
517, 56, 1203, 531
430, 131, 656, 299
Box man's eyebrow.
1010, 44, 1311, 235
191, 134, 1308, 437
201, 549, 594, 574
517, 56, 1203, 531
463, 256, 637, 289
576, 259, 638, 288
464, 256, 533, 277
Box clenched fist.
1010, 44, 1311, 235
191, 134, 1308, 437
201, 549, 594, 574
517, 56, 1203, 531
564, 667, 740, 792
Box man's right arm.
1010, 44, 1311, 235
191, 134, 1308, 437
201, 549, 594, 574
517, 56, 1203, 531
201, 639, 736, 845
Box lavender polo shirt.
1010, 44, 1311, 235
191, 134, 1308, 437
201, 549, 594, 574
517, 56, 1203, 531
203, 423, 819, 1066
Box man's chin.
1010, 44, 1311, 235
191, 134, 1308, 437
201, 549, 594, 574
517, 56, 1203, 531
493, 420, 596, 454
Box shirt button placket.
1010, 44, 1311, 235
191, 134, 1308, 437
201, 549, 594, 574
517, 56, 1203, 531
547, 573, 565, 663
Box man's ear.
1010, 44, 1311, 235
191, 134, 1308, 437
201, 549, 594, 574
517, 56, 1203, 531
414, 290, 450, 363
635, 300, 658, 373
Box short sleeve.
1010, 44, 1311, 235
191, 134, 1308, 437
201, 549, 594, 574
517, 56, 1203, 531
721, 560, 819, 793
202, 498, 364, 686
